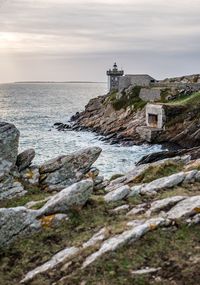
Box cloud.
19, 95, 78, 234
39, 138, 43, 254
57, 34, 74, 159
0, 0, 200, 82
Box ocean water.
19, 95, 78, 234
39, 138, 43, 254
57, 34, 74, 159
0, 82, 162, 178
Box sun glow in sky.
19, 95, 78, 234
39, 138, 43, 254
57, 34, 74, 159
0, 0, 200, 82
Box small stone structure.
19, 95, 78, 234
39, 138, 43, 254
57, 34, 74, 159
146, 103, 165, 129
136, 103, 165, 142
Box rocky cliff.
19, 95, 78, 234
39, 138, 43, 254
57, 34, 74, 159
57, 78, 200, 149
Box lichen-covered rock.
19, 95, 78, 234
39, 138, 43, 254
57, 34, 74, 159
0, 122, 20, 166
20, 165, 40, 186
167, 196, 200, 220
0, 173, 26, 201
0, 207, 40, 247
104, 185, 130, 202
16, 149, 35, 171
39, 147, 101, 191
39, 180, 93, 216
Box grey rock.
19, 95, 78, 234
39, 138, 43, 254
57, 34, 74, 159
16, 149, 35, 171
140, 172, 185, 194
39, 180, 93, 216
129, 184, 145, 197
0, 207, 40, 247
183, 170, 198, 183
0, 122, 20, 167
106, 156, 189, 193
111, 204, 130, 213
39, 147, 101, 191
82, 217, 167, 268
0, 160, 13, 180
126, 204, 147, 216
167, 196, 200, 220
129, 172, 186, 197
82, 228, 106, 249
0, 174, 26, 201
195, 171, 200, 182
104, 185, 130, 202
131, 267, 161, 275
21, 247, 79, 284
146, 196, 186, 216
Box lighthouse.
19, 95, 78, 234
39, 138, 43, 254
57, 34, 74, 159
106, 63, 124, 92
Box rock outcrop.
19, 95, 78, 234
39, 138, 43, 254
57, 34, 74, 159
0, 122, 20, 167
39, 180, 93, 216
0, 180, 94, 247
39, 147, 101, 191
16, 149, 35, 171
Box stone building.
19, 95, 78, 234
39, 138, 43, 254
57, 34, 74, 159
118, 74, 156, 90
107, 63, 124, 91
106, 63, 156, 92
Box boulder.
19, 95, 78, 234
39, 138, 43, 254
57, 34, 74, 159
167, 196, 200, 220
0, 207, 40, 247
0, 122, 20, 167
39, 147, 101, 191
0, 173, 26, 201
39, 180, 93, 216
104, 185, 130, 202
16, 149, 35, 171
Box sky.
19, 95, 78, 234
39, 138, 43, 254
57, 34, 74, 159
0, 0, 200, 83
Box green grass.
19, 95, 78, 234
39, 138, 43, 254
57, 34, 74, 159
55, 224, 200, 285
130, 161, 184, 185
166, 91, 200, 106
0, 197, 128, 285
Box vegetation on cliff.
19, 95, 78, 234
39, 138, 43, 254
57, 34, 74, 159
107, 86, 146, 111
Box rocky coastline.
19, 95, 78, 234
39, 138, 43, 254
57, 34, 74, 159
55, 74, 200, 149
1, 119, 200, 284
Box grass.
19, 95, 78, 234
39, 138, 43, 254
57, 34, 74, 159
130, 161, 184, 185
0, 196, 128, 285
53, 224, 200, 285
166, 91, 200, 106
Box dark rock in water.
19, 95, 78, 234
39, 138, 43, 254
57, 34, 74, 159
54, 122, 72, 131
39, 147, 102, 191
136, 146, 200, 165
70, 112, 80, 122
54, 122, 63, 127
16, 149, 35, 171
0, 122, 20, 167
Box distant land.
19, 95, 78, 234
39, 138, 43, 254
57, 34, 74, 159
14, 81, 106, 84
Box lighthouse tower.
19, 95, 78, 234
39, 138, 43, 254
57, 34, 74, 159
106, 63, 124, 92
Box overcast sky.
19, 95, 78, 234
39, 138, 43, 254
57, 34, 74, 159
0, 0, 200, 82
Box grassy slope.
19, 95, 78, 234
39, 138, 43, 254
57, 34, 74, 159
1, 181, 200, 285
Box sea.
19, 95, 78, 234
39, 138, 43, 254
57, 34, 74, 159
0, 82, 162, 178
